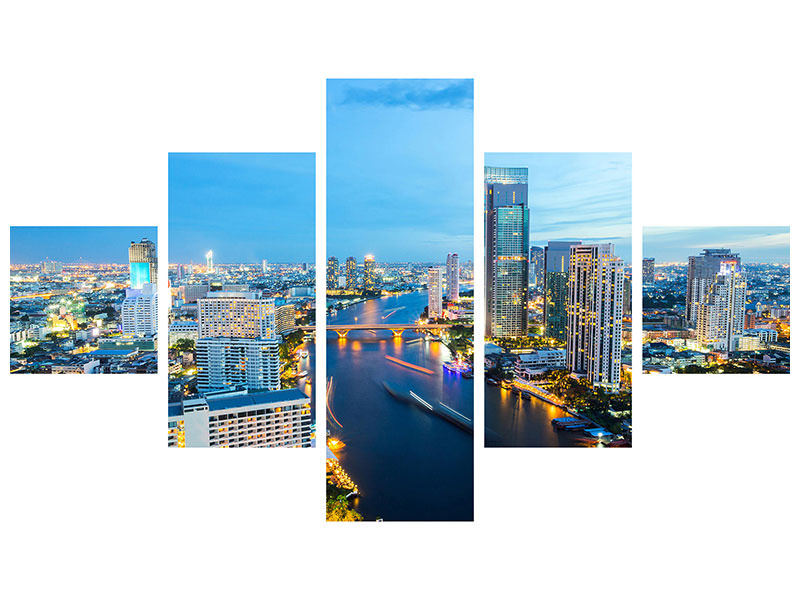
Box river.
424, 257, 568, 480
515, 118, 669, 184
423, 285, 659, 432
326, 290, 474, 521
484, 384, 589, 447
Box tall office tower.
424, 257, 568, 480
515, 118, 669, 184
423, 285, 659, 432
206, 250, 214, 273
168, 387, 313, 448
427, 267, 443, 318
696, 261, 746, 351
121, 283, 158, 336
642, 257, 655, 285
544, 240, 582, 342
446, 253, 460, 302
196, 292, 280, 393
275, 303, 297, 336
686, 249, 741, 323
175, 264, 184, 281
40, 260, 63, 274
129, 238, 157, 289
262, 259, 268, 274
485, 166, 529, 337
345, 256, 357, 290
529, 246, 544, 291
327, 256, 339, 290
566, 244, 624, 389
363, 254, 378, 290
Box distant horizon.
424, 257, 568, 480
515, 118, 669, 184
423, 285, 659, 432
643, 226, 790, 263
10, 226, 157, 264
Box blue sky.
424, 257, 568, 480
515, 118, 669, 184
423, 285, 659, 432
10, 226, 157, 263
643, 226, 790, 263
169, 153, 315, 263
486, 152, 632, 263
327, 79, 473, 263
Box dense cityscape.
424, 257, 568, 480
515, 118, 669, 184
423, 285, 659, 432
483, 156, 633, 448
167, 152, 316, 449
325, 78, 474, 521
10, 228, 158, 374
642, 234, 790, 374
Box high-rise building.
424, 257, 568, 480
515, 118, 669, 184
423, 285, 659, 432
168, 387, 312, 448
129, 238, 157, 289
205, 250, 214, 273
262, 259, 268, 274
275, 303, 297, 336
196, 292, 280, 393
121, 283, 158, 336
686, 249, 741, 323
40, 260, 63, 274
446, 253, 460, 302
327, 256, 339, 290
642, 258, 655, 285
744, 310, 756, 329
544, 240, 582, 342
427, 267, 443, 319
345, 256, 357, 290
529, 246, 544, 291
485, 166, 529, 337
198, 292, 276, 339
696, 261, 746, 351
195, 337, 280, 392
566, 244, 624, 389
363, 254, 379, 290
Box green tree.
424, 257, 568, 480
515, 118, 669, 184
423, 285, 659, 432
326, 495, 363, 522
171, 338, 195, 353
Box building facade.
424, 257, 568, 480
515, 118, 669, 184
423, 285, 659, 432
485, 166, 529, 337
446, 253, 460, 302
121, 283, 158, 336
168, 387, 312, 448
129, 238, 157, 289
363, 255, 378, 290
696, 263, 746, 351
566, 243, 624, 389
345, 256, 357, 290
427, 267, 443, 319
686, 249, 741, 323
544, 240, 582, 343
326, 256, 339, 290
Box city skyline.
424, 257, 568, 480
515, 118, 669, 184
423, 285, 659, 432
643, 226, 790, 263
327, 79, 473, 262
10, 226, 157, 264
169, 153, 315, 263
485, 152, 632, 262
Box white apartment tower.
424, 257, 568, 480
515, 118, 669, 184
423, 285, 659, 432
566, 244, 624, 389
427, 267, 443, 319
696, 262, 746, 351
446, 253, 460, 302
196, 292, 280, 393
121, 283, 158, 336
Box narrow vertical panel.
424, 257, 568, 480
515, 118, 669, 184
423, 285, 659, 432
484, 153, 633, 448
167, 153, 317, 448
326, 79, 475, 521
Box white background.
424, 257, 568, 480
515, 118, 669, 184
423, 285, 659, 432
2, 2, 797, 598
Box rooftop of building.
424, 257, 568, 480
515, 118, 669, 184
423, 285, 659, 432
168, 387, 310, 417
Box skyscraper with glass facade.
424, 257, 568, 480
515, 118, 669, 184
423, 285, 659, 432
544, 240, 582, 342
428, 267, 443, 318
129, 238, 157, 289
485, 166, 529, 337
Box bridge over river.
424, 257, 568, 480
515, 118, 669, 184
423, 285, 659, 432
299, 323, 451, 339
